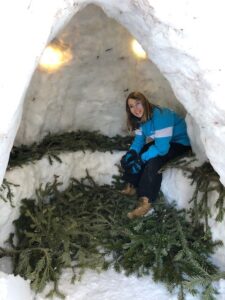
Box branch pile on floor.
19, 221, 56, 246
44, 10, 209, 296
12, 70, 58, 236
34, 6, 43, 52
1, 174, 224, 299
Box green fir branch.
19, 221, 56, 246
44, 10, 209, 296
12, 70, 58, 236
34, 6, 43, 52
8, 131, 132, 169
161, 156, 225, 227
0, 179, 19, 207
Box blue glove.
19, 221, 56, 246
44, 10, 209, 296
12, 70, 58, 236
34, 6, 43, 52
121, 150, 137, 170
129, 156, 143, 174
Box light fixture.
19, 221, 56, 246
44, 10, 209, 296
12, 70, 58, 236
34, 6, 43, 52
39, 38, 73, 73
131, 39, 147, 59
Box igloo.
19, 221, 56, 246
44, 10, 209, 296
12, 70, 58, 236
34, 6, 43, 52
0, 1, 225, 299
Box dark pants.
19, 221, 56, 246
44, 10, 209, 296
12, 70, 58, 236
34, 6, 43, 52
123, 143, 191, 202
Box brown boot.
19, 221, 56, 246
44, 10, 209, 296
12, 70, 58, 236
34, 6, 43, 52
127, 197, 152, 219
121, 183, 136, 196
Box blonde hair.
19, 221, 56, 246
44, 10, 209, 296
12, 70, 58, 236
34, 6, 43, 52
126, 91, 154, 131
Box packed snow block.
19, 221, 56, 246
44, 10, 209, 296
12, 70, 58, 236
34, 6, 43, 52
0, 272, 34, 300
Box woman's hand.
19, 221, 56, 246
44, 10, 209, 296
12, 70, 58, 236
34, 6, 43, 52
129, 155, 143, 174
121, 150, 143, 174
121, 150, 138, 170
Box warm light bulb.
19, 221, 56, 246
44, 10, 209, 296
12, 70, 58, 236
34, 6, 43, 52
131, 39, 147, 59
39, 41, 72, 72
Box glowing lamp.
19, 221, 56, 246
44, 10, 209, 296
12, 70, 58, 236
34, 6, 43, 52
131, 39, 147, 59
39, 39, 72, 72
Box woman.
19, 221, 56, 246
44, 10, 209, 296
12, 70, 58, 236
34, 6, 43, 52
121, 91, 191, 219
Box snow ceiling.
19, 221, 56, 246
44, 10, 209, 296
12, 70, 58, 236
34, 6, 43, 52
0, 0, 225, 186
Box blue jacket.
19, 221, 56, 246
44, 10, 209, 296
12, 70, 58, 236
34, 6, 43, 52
130, 107, 190, 162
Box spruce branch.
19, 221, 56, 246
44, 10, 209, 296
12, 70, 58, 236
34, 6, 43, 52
8, 131, 132, 169
161, 155, 225, 227
0, 179, 19, 207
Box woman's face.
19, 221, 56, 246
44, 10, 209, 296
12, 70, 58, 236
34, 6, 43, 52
128, 98, 144, 118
